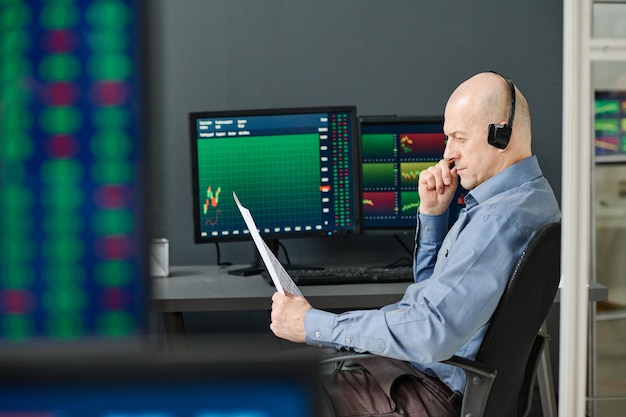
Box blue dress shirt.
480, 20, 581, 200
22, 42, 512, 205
304, 155, 561, 394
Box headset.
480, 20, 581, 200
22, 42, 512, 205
487, 71, 516, 149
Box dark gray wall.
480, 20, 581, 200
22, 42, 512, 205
146, 0, 563, 267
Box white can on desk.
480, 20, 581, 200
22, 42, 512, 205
150, 238, 169, 277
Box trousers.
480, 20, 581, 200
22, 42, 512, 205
319, 356, 462, 417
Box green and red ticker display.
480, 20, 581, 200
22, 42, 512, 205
0, 0, 145, 342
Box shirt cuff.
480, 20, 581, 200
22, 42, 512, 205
304, 308, 339, 348
417, 211, 449, 243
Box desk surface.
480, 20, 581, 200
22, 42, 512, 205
152, 265, 411, 312
151, 265, 608, 313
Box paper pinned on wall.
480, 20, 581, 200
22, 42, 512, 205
233, 192, 302, 297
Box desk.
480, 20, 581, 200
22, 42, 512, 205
152, 264, 608, 335
152, 264, 412, 341
152, 264, 412, 313
152, 264, 607, 417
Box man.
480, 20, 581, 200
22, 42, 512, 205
270, 72, 561, 417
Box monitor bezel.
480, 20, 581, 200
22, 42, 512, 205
189, 105, 362, 244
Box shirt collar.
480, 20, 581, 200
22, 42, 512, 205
464, 155, 542, 209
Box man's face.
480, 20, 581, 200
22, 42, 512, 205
443, 100, 503, 190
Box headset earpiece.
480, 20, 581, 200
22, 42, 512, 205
488, 123, 512, 149
487, 71, 516, 149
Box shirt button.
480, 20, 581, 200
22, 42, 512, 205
315, 331, 321, 338
346, 337, 352, 344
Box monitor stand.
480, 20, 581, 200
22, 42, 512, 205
227, 251, 265, 276
227, 239, 321, 276
227, 239, 280, 276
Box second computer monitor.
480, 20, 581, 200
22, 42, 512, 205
360, 115, 466, 234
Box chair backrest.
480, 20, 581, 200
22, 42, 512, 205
476, 222, 561, 417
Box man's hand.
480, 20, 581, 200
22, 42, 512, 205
270, 292, 312, 343
418, 160, 459, 215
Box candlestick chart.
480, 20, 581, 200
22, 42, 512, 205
359, 117, 466, 231
196, 133, 322, 236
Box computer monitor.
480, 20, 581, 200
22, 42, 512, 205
0, 0, 148, 349
0, 350, 320, 417
595, 90, 626, 163
359, 115, 466, 235
189, 106, 361, 271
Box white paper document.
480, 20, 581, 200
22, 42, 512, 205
233, 192, 302, 296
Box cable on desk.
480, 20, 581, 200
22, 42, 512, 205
278, 241, 292, 265
394, 234, 413, 257
384, 257, 413, 268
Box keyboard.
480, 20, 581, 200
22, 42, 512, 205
262, 266, 414, 286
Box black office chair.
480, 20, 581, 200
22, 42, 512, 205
322, 221, 561, 417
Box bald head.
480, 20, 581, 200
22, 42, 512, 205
442, 72, 534, 189
446, 72, 532, 162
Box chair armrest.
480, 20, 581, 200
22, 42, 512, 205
319, 351, 376, 374
442, 355, 497, 381
442, 355, 497, 417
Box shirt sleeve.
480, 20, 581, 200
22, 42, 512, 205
303, 210, 528, 364
413, 211, 449, 283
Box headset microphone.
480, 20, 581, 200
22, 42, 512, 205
487, 71, 516, 149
